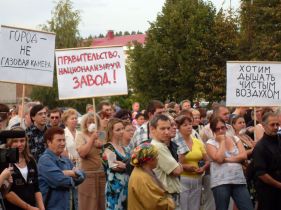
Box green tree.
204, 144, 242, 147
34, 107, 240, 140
128, 0, 238, 103
195, 10, 239, 102
239, 0, 281, 60
31, 0, 91, 113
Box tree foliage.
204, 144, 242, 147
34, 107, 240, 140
31, 0, 91, 113
239, 0, 281, 60
128, 0, 239, 104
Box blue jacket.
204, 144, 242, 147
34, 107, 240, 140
38, 149, 85, 210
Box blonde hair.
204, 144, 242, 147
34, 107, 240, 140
80, 113, 97, 133
61, 108, 78, 124
105, 118, 124, 143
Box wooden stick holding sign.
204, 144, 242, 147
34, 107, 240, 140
253, 107, 257, 141
20, 84, 25, 127
92, 98, 98, 131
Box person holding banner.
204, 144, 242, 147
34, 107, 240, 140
76, 112, 106, 210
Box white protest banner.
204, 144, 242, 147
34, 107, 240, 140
0, 25, 55, 86
55, 46, 128, 100
226, 61, 281, 107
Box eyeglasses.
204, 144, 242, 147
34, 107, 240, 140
215, 126, 226, 132
50, 116, 59, 119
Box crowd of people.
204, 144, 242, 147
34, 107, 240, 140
0, 99, 280, 210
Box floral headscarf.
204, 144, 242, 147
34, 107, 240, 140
131, 142, 158, 167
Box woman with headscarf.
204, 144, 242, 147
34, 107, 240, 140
128, 142, 175, 210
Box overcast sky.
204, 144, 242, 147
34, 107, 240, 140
0, 0, 240, 37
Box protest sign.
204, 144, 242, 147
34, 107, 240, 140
0, 25, 55, 86
226, 61, 281, 107
55, 46, 128, 99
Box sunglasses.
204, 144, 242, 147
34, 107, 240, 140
215, 126, 226, 132
50, 116, 59, 119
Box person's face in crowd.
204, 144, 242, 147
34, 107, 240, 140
233, 117, 246, 133
33, 108, 47, 126
182, 102, 191, 110
151, 120, 171, 142
136, 116, 145, 126
169, 119, 177, 139
148, 157, 158, 169
102, 105, 113, 119
123, 124, 135, 141
49, 112, 61, 127
47, 134, 66, 156
255, 107, 263, 122
214, 121, 227, 136
66, 114, 78, 130
263, 116, 279, 136
179, 119, 193, 137
132, 103, 140, 112
86, 117, 95, 132
192, 114, 201, 126
218, 107, 230, 123
174, 104, 180, 114
112, 122, 124, 141
10, 137, 26, 154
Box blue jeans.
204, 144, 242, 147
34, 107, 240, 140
212, 184, 253, 210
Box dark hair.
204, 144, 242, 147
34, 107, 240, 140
175, 115, 193, 128
114, 109, 132, 120
48, 108, 62, 117
230, 115, 244, 126
0, 103, 10, 122
150, 114, 170, 128
146, 100, 164, 115
30, 104, 45, 123
44, 127, 64, 145
135, 113, 144, 119
197, 108, 207, 118
210, 117, 225, 133
261, 107, 273, 118
98, 100, 111, 111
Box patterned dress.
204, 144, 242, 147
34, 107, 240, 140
101, 143, 130, 210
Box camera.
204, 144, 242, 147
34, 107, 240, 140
0, 130, 24, 164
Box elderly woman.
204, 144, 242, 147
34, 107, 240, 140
61, 108, 80, 165
38, 127, 85, 210
3, 127, 44, 210
206, 117, 253, 210
76, 113, 106, 210
128, 142, 175, 210
101, 118, 130, 210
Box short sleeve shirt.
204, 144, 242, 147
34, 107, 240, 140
206, 138, 246, 188
151, 139, 181, 193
